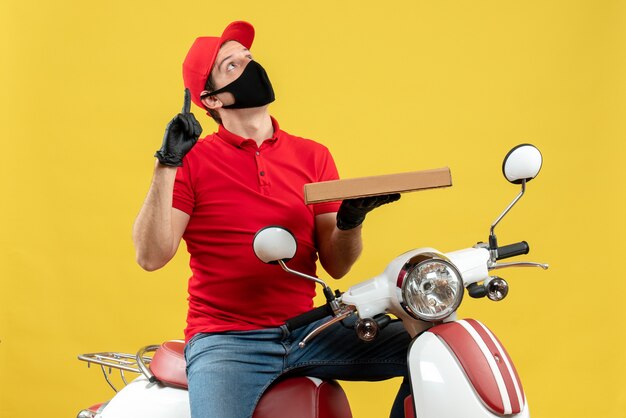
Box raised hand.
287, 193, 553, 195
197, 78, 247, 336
155, 88, 203, 167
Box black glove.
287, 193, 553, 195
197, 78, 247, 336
336, 193, 401, 230
155, 88, 203, 167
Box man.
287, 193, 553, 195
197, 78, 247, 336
133, 21, 410, 418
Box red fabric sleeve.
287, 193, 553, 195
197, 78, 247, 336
173, 162, 195, 215
312, 147, 341, 215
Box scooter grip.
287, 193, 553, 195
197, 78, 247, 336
497, 241, 530, 260
284, 304, 333, 332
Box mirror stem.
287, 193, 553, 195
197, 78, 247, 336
490, 179, 526, 237
277, 260, 326, 287
277, 260, 340, 311
489, 180, 526, 260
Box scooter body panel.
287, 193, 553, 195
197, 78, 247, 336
100, 376, 190, 418
407, 319, 529, 418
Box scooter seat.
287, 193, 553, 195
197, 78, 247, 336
150, 340, 188, 388
150, 341, 352, 418
253, 377, 352, 418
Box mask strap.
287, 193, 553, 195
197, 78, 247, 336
202, 82, 232, 98
201, 60, 256, 98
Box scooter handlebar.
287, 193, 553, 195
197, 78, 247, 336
497, 241, 529, 260
284, 304, 334, 332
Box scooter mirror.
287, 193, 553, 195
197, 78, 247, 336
502, 144, 543, 184
253, 226, 297, 264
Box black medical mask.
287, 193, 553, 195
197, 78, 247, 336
205, 60, 275, 109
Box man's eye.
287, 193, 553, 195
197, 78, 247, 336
227, 63, 236, 71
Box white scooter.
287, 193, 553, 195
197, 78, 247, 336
77, 144, 547, 418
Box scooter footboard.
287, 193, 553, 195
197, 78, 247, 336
407, 319, 529, 418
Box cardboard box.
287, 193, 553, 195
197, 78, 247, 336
304, 167, 452, 204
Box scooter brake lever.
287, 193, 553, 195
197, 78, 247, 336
299, 306, 356, 348
489, 261, 549, 270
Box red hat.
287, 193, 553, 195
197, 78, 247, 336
182, 21, 255, 108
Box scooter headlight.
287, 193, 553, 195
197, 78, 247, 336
397, 254, 464, 321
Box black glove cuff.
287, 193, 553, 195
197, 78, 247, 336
154, 150, 183, 167
336, 194, 402, 230
336, 203, 366, 230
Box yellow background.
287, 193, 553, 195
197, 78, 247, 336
1, 1, 625, 417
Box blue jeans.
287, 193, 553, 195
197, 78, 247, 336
184, 317, 412, 418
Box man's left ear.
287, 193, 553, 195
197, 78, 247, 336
201, 91, 222, 110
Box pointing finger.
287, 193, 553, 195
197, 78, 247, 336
182, 88, 191, 114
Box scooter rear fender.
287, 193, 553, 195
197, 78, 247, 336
99, 376, 190, 418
